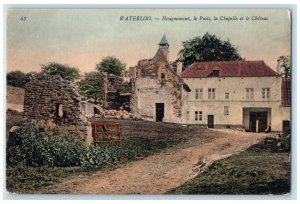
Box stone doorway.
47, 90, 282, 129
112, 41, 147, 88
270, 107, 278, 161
155, 103, 164, 122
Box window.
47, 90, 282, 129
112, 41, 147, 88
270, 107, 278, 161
55, 103, 64, 118
246, 88, 254, 100
224, 106, 229, 116
187, 111, 190, 121
172, 64, 177, 73
208, 88, 216, 99
262, 88, 270, 99
225, 93, 229, 99
195, 88, 203, 100
211, 70, 220, 77
161, 73, 165, 79
195, 111, 202, 121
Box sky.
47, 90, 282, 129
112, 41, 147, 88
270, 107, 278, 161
6, 9, 291, 74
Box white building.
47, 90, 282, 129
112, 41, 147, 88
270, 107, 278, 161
180, 61, 291, 132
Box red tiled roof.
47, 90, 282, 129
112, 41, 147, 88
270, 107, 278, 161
281, 78, 291, 107
180, 60, 279, 78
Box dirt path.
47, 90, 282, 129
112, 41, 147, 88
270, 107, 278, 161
43, 130, 273, 194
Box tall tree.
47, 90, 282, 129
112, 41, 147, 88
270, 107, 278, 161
77, 72, 105, 104
96, 56, 126, 76
6, 71, 30, 88
179, 33, 242, 67
278, 56, 291, 78
41, 62, 80, 81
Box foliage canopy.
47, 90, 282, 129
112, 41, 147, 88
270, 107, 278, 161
96, 56, 126, 76
179, 33, 242, 67
77, 72, 105, 103
6, 71, 30, 88
41, 62, 80, 81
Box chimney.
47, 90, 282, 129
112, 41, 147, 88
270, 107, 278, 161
277, 58, 282, 74
176, 61, 183, 75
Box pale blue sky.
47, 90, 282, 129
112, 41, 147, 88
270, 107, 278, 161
7, 9, 291, 73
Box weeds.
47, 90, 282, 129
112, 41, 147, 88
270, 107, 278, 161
168, 137, 291, 195
6, 125, 182, 193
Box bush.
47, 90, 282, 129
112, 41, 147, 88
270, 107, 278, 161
7, 71, 30, 88
248, 135, 291, 153
7, 126, 182, 168
80, 137, 167, 168
7, 126, 87, 167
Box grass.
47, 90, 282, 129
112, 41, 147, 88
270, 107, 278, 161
6, 165, 84, 194
168, 137, 291, 195
6, 136, 183, 194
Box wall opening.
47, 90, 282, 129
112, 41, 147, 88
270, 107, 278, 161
55, 103, 63, 118
282, 120, 291, 133
207, 115, 214, 128
156, 103, 164, 122
249, 111, 268, 132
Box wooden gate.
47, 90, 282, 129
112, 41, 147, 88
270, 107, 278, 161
91, 121, 122, 144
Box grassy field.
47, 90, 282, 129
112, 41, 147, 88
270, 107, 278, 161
168, 137, 291, 195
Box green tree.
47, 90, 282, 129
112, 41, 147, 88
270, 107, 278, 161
6, 71, 30, 88
179, 33, 242, 67
41, 62, 80, 81
96, 56, 126, 76
77, 72, 105, 104
278, 56, 291, 78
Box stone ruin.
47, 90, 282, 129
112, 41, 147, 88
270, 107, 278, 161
22, 35, 190, 142
129, 35, 191, 123
23, 74, 93, 143
23, 73, 134, 143
104, 73, 132, 111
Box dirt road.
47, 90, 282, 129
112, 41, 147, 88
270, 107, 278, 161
43, 128, 273, 194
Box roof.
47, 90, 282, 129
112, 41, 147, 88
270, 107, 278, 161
159, 34, 169, 46
180, 60, 280, 78
281, 78, 291, 107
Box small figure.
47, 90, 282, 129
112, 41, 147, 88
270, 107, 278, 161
264, 125, 271, 133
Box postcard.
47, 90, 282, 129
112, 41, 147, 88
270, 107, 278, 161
5, 8, 292, 195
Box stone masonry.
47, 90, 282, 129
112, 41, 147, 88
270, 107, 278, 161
23, 74, 93, 143
104, 73, 131, 111
130, 35, 191, 123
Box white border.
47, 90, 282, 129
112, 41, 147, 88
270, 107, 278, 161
1, 0, 299, 202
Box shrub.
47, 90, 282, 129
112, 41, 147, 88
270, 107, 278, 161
80, 137, 181, 168
80, 137, 155, 168
7, 125, 87, 167
7, 71, 30, 88
248, 135, 291, 153
7, 126, 182, 168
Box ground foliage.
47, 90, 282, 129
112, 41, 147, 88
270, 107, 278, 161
169, 136, 291, 195
6, 125, 182, 193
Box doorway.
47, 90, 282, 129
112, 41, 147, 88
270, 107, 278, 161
249, 111, 268, 132
207, 115, 214, 128
156, 103, 164, 122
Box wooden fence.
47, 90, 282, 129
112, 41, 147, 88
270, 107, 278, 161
91, 121, 122, 144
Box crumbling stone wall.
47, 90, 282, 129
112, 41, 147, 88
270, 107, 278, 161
23, 74, 92, 143
104, 74, 131, 111
130, 47, 189, 123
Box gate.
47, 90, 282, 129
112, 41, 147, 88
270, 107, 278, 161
91, 121, 122, 144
